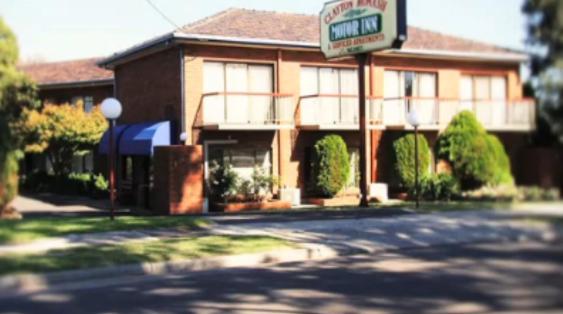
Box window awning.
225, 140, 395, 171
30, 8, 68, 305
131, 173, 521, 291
98, 121, 171, 156
98, 124, 128, 155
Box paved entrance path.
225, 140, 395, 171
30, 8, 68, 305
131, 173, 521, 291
1, 209, 560, 256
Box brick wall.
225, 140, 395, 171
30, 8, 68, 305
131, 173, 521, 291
39, 84, 113, 106
115, 48, 182, 141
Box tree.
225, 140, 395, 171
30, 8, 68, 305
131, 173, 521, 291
0, 18, 39, 218
523, 0, 563, 143
20, 102, 107, 176
310, 135, 350, 198
436, 111, 514, 190
393, 133, 431, 191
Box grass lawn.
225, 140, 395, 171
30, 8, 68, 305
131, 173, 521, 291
0, 235, 293, 275
369, 201, 519, 212
0, 216, 209, 245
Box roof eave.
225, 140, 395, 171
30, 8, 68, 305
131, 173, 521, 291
38, 78, 114, 90
382, 48, 529, 63
99, 33, 529, 68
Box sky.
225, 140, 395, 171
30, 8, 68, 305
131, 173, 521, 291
0, 0, 528, 63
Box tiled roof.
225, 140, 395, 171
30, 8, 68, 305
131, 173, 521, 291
18, 58, 113, 86
180, 8, 515, 55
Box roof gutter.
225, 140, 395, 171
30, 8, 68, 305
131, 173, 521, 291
38, 78, 115, 90
99, 32, 529, 68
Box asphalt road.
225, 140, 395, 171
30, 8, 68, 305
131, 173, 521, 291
2, 240, 562, 314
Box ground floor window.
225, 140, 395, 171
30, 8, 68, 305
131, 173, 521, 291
208, 145, 272, 180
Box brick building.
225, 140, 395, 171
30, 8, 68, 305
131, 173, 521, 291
18, 58, 114, 174
96, 8, 536, 212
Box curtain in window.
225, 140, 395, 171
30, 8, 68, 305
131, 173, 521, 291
300, 67, 319, 125
248, 65, 274, 124
383, 70, 404, 125
339, 69, 359, 124
491, 76, 507, 126
319, 68, 340, 124
203, 62, 226, 123
474, 76, 492, 124
414, 73, 436, 124
225, 63, 249, 124
459, 75, 474, 112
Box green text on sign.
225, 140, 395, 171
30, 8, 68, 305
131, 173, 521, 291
329, 14, 382, 42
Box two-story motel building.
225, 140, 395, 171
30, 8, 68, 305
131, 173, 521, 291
96, 9, 535, 211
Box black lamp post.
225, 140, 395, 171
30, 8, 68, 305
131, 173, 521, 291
101, 98, 122, 221
407, 108, 421, 209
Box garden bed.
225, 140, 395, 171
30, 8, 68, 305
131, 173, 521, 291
305, 196, 360, 207
213, 200, 291, 213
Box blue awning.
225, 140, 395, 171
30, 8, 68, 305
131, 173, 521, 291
98, 124, 128, 155
99, 121, 171, 156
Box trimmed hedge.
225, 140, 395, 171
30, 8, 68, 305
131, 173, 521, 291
310, 135, 350, 197
21, 171, 109, 198
393, 134, 431, 190
436, 111, 514, 190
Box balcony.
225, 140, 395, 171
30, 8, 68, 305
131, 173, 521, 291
369, 97, 536, 131
299, 94, 359, 130
199, 92, 295, 130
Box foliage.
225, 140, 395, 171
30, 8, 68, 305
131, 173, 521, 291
21, 171, 108, 198
517, 186, 560, 201
19, 102, 107, 176
393, 134, 431, 191
239, 167, 277, 202
0, 18, 39, 214
461, 185, 519, 202
436, 111, 514, 190
208, 161, 240, 203
523, 0, 563, 143
420, 173, 460, 201
310, 135, 350, 198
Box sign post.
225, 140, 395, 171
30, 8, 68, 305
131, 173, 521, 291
320, 0, 406, 207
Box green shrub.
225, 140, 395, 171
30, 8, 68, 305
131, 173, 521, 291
421, 173, 460, 201
436, 111, 514, 190
517, 186, 560, 201
92, 174, 109, 197
240, 167, 277, 202
21, 171, 109, 198
461, 184, 518, 202
393, 134, 431, 191
310, 135, 350, 197
208, 161, 239, 203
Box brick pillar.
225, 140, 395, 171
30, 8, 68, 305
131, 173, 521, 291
152, 145, 204, 215
371, 130, 383, 182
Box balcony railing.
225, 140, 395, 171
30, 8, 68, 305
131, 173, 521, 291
299, 94, 359, 129
200, 92, 295, 129
369, 97, 536, 130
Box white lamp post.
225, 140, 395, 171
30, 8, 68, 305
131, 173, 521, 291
406, 108, 421, 209
101, 98, 122, 221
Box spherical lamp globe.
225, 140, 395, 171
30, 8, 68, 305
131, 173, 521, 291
101, 98, 122, 120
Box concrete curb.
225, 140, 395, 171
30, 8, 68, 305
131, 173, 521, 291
0, 244, 340, 298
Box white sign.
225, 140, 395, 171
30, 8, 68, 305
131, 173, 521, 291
320, 0, 406, 59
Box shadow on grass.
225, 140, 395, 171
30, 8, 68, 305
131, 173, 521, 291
0, 216, 209, 245
0, 235, 289, 276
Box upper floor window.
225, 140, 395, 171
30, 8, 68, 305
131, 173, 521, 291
203, 62, 274, 124
460, 75, 506, 101
84, 96, 94, 113
300, 66, 358, 97
384, 70, 437, 99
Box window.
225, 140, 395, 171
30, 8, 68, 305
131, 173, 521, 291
208, 146, 272, 180
203, 62, 274, 124
460, 75, 507, 126
300, 66, 358, 124
383, 70, 437, 99
84, 96, 94, 113
460, 75, 507, 101
383, 70, 437, 124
